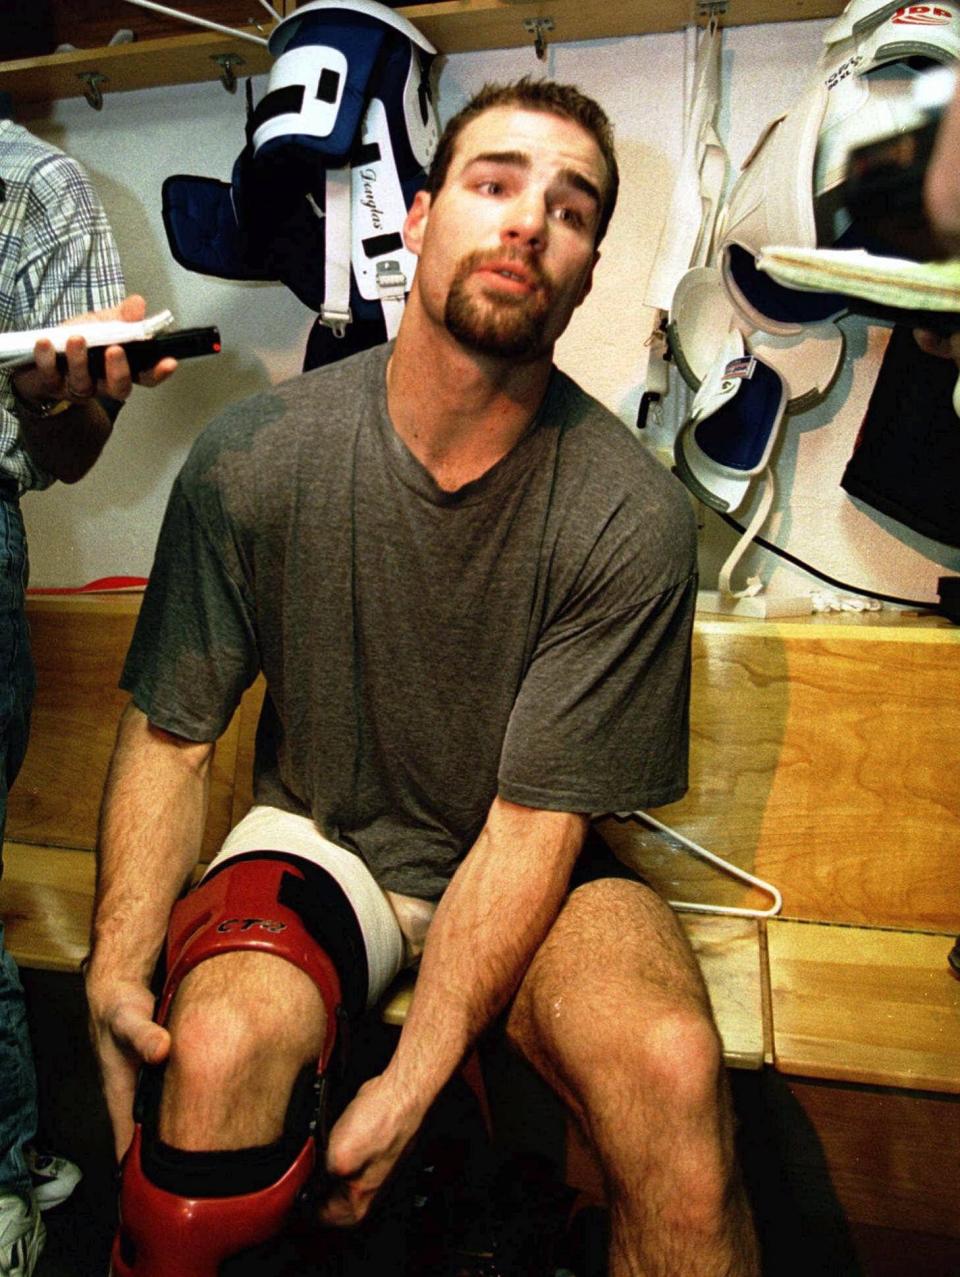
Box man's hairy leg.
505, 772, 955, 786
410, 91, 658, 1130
505, 878, 759, 1277
159, 951, 327, 1149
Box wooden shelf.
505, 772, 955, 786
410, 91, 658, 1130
406, 0, 849, 52
1, 0, 849, 109
1, 27, 274, 109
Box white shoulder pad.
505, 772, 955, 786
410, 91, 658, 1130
815, 3, 960, 198
667, 266, 844, 410
823, 0, 903, 47
255, 43, 349, 148
815, 62, 922, 198
849, 2, 960, 72
717, 82, 829, 332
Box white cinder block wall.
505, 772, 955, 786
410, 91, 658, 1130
17, 20, 960, 604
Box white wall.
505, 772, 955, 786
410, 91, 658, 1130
17, 20, 960, 604
20, 79, 315, 587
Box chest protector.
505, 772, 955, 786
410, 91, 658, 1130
162, 0, 439, 351
717, 0, 960, 334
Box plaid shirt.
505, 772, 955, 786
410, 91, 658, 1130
0, 120, 125, 492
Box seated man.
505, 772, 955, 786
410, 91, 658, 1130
85, 78, 760, 1277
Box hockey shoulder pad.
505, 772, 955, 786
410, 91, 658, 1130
252, 0, 437, 174
250, 0, 439, 323
161, 1, 439, 337
673, 328, 788, 517
716, 83, 836, 333
821, 1, 960, 70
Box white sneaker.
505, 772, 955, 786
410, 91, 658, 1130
25, 1147, 82, 1211
0, 1193, 45, 1277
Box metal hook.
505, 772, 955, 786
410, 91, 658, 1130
78, 72, 108, 111
697, 1, 728, 19
212, 52, 245, 93
523, 17, 555, 62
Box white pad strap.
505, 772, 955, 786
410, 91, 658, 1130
322, 166, 353, 335
718, 466, 776, 598
374, 261, 407, 339
351, 98, 419, 338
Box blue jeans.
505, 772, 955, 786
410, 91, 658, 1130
0, 492, 37, 1199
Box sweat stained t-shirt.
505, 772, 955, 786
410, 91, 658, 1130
122, 343, 697, 898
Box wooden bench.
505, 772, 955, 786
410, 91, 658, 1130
2, 595, 768, 1066
3, 595, 959, 1266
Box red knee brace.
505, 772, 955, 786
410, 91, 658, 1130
110, 1128, 317, 1277
110, 854, 348, 1277
157, 854, 343, 1071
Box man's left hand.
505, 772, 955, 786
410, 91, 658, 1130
12, 293, 177, 408
320, 1071, 424, 1228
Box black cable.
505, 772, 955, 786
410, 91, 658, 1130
712, 508, 939, 611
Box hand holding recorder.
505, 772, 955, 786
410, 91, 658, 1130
8, 294, 219, 414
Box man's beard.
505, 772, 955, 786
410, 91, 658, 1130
443, 249, 553, 358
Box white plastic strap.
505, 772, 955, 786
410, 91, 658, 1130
718, 466, 776, 598
626, 810, 783, 919
644, 325, 671, 398
351, 98, 420, 336
321, 166, 353, 335
690, 19, 727, 270
689, 327, 746, 423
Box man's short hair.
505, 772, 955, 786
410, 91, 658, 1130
425, 78, 620, 247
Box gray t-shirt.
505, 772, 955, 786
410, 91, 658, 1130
123, 343, 697, 897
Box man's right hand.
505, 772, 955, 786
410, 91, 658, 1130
86, 975, 171, 1161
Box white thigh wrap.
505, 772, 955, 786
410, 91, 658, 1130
206, 806, 436, 1006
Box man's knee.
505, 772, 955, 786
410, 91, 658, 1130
153, 854, 350, 1150
509, 884, 723, 1117
564, 1000, 723, 1116
161, 951, 327, 1121
168, 951, 327, 1066
632, 1004, 725, 1111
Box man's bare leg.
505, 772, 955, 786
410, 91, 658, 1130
505, 878, 759, 1277
158, 951, 327, 1148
